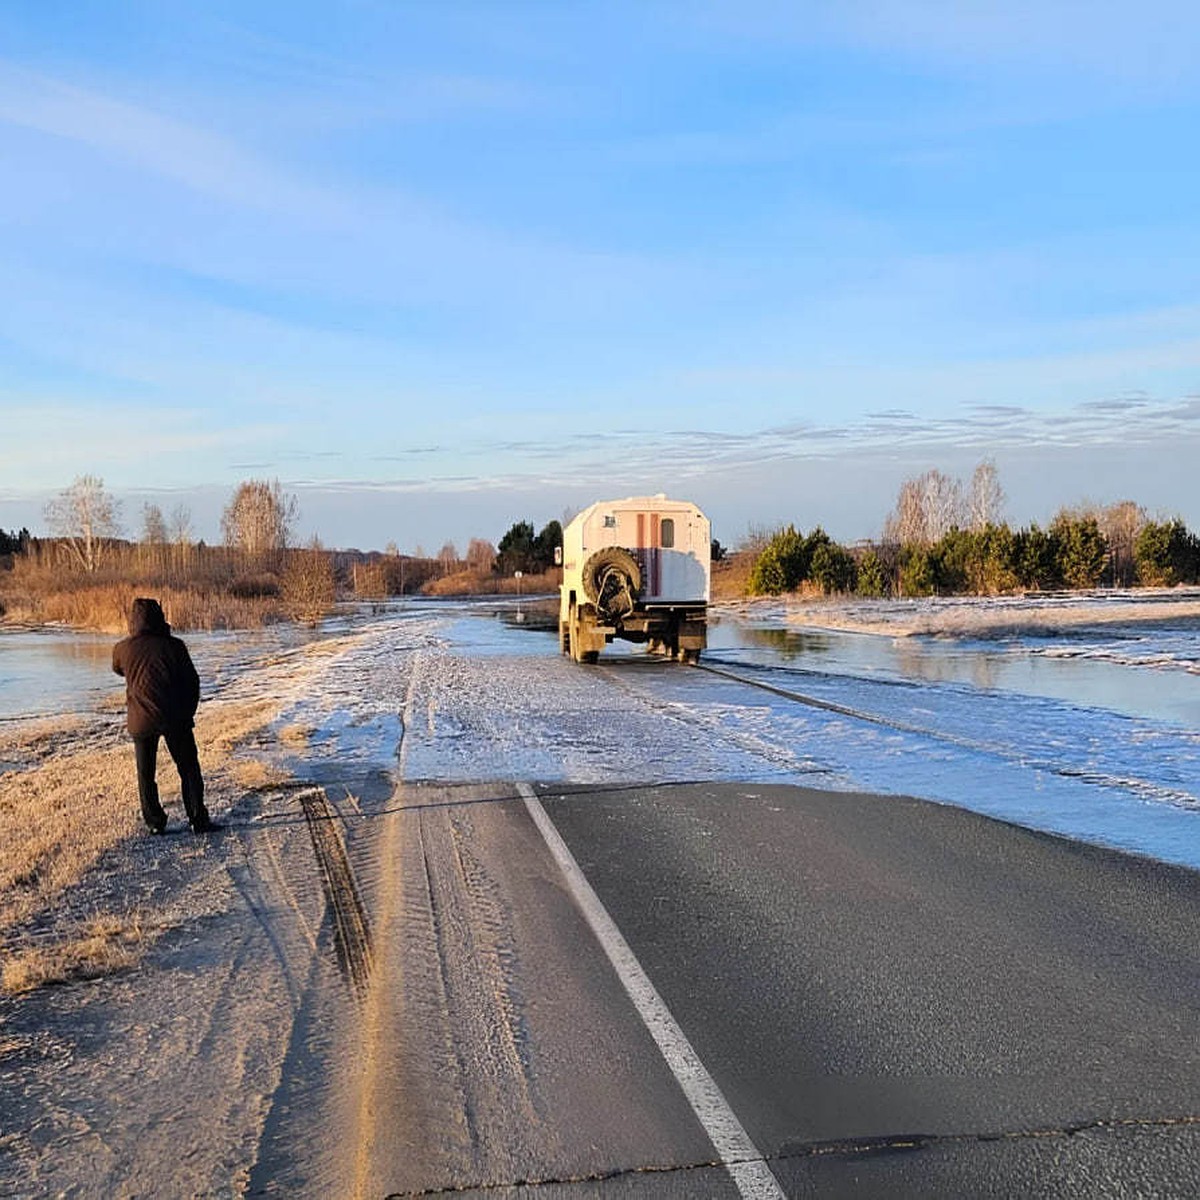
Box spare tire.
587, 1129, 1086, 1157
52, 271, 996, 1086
581, 546, 642, 605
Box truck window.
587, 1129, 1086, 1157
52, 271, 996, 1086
661, 518, 674, 548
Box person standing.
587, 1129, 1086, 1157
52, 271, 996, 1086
112, 597, 218, 834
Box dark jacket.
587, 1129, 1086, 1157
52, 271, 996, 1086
112, 598, 201, 737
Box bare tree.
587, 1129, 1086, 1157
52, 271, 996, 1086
1100, 500, 1146, 588
968, 458, 1006, 531
884, 469, 963, 545
221, 479, 297, 561
883, 477, 926, 545
923, 469, 964, 541
738, 523, 776, 555
437, 541, 459, 576
142, 503, 167, 545
465, 537, 496, 573
168, 504, 194, 547
44, 475, 122, 573
281, 538, 336, 624
168, 505, 192, 545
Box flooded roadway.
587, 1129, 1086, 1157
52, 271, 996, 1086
4, 597, 1200, 1196
236, 606, 1200, 1196
244, 775, 1200, 1197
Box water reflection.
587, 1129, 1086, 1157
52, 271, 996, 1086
735, 627, 835, 661
711, 618, 1200, 729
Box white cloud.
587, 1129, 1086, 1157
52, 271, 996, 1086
0, 61, 353, 222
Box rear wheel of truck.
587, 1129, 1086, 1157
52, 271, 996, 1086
571, 601, 599, 664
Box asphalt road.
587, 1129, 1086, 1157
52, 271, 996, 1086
544, 781, 1200, 1197
251, 778, 1200, 1197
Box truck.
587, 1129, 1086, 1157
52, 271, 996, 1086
559, 494, 710, 664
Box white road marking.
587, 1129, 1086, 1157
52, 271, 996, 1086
518, 782, 787, 1200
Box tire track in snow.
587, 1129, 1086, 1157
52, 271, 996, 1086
692, 661, 1200, 809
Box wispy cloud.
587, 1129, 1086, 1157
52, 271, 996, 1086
268, 393, 1200, 501
0, 62, 352, 221
0, 403, 282, 489
703, 0, 1200, 90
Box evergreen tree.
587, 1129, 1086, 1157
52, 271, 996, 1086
748, 526, 807, 595
496, 520, 537, 574
1135, 519, 1200, 586
533, 520, 563, 570
898, 545, 937, 596
1013, 524, 1060, 590
854, 550, 889, 598
1051, 514, 1107, 589
809, 540, 855, 594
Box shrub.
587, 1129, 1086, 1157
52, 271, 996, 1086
281, 542, 336, 624
899, 546, 937, 597
1135, 519, 1200, 587
809, 541, 855, 594
1051, 514, 1107, 589
854, 551, 889, 598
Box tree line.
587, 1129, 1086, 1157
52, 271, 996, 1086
2, 475, 569, 627
0, 527, 31, 557
746, 460, 1200, 598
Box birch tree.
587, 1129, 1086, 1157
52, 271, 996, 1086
466, 538, 497, 573
142, 503, 167, 543
968, 458, 1006, 531
44, 475, 122, 573
221, 479, 297, 562
884, 469, 963, 545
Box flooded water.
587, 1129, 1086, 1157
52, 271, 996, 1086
0, 621, 320, 722
0, 628, 118, 720
709, 616, 1200, 730
4, 597, 1199, 870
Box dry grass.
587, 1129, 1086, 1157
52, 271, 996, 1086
422, 568, 561, 596
711, 551, 755, 600
0, 619, 373, 993
0, 742, 141, 935
2, 911, 167, 993
0, 696, 282, 982
0, 714, 92, 761
279, 723, 313, 748
0, 578, 281, 633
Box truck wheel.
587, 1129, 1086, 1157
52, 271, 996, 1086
571, 601, 600, 664
559, 618, 570, 655
581, 546, 641, 604
568, 601, 581, 663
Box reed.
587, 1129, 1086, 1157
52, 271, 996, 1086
0, 542, 284, 631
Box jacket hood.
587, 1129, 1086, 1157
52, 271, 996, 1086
129, 597, 170, 636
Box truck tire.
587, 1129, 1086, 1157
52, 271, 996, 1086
581, 547, 641, 605
570, 600, 600, 664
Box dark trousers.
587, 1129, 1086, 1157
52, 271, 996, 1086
133, 727, 208, 831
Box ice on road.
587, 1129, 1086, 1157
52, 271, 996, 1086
262, 600, 1200, 874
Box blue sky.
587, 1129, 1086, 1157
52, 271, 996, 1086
2, 1, 1199, 551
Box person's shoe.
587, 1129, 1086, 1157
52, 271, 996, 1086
147, 824, 167, 836
191, 819, 224, 834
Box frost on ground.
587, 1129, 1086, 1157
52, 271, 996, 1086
0, 616, 426, 1197
267, 602, 1200, 868
2, 594, 1199, 1195
717, 586, 1200, 641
